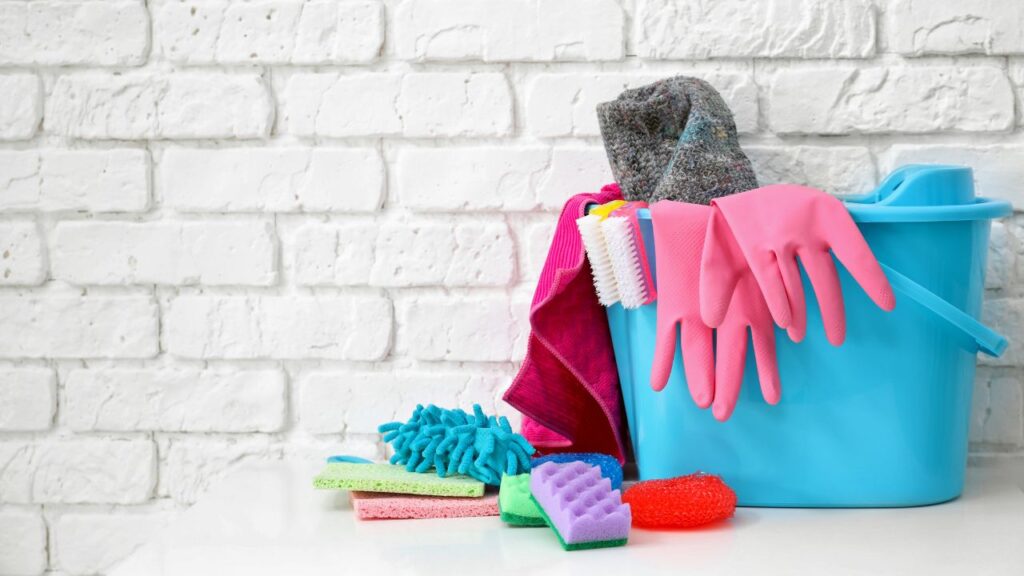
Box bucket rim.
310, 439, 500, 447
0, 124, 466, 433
844, 197, 1012, 223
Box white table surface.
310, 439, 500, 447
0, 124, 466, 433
112, 461, 1024, 576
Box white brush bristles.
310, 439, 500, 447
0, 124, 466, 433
603, 216, 648, 309
576, 214, 620, 306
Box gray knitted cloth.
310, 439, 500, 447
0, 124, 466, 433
597, 76, 758, 205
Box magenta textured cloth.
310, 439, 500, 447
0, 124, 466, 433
504, 184, 627, 463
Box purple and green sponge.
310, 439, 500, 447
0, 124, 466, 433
529, 461, 631, 551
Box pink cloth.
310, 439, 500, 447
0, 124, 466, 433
504, 184, 627, 463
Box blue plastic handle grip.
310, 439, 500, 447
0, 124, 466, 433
880, 263, 1007, 357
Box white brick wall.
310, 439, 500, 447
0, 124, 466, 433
1, 1, 1023, 573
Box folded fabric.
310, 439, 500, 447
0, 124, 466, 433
597, 76, 758, 205
504, 184, 627, 463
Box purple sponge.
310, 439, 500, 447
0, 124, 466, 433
529, 461, 630, 551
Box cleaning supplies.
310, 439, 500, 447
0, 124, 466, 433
597, 76, 758, 205
529, 461, 631, 551
504, 184, 628, 463
602, 203, 651, 309
701, 184, 895, 345
498, 473, 545, 526
532, 452, 623, 490
576, 212, 620, 307
379, 404, 534, 486
313, 462, 485, 497
623, 473, 736, 528
350, 491, 499, 520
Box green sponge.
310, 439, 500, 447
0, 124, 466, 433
313, 463, 484, 497
498, 473, 545, 526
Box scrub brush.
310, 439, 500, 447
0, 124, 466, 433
603, 213, 649, 309
529, 461, 631, 551
577, 198, 627, 307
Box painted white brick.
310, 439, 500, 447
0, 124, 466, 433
159, 437, 282, 504
0, 368, 55, 431
0, 295, 158, 358
300, 371, 507, 433
399, 294, 522, 362
883, 144, 1024, 209
0, 74, 40, 140
394, 0, 624, 62
986, 221, 1014, 290
53, 511, 171, 576
769, 65, 1014, 134
46, 73, 272, 139
888, 0, 1024, 56
155, 0, 383, 64
161, 148, 383, 213
0, 0, 148, 66
282, 72, 512, 137
526, 72, 758, 137
746, 146, 876, 197
524, 219, 556, 281
396, 146, 612, 212
0, 221, 45, 285
66, 369, 287, 432
971, 370, 1024, 446
292, 222, 377, 286
0, 510, 46, 576
0, 439, 155, 504
164, 295, 392, 360
53, 221, 277, 286
0, 149, 149, 213
980, 299, 1024, 367
636, 0, 875, 59
770, 64, 1011, 134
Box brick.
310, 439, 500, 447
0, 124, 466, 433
0, 439, 155, 503
53, 511, 172, 576
980, 299, 1024, 367
523, 219, 556, 281
164, 295, 392, 360
394, 0, 623, 62
0, 0, 148, 65
745, 146, 876, 197
53, 221, 277, 286
883, 144, 1024, 209
0, 74, 40, 140
0, 368, 55, 431
1010, 59, 1024, 127
0, 510, 46, 576
282, 72, 511, 137
46, 73, 272, 139
971, 369, 1023, 445
769, 65, 1014, 134
159, 437, 282, 504
396, 146, 612, 212
161, 148, 383, 213
525, 72, 758, 137
636, 0, 875, 59
0, 221, 45, 285
300, 372, 508, 433
155, 0, 382, 64
0, 294, 158, 358
0, 149, 149, 212
292, 222, 377, 286
398, 294, 523, 362
888, 0, 1024, 56
66, 368, 287, 432
986, 221, 1014, 290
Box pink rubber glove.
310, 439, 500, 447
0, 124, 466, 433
650, 202, 781, 420
700, 184, 895, 345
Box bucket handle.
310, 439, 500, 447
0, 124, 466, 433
880, 263, 1006, 357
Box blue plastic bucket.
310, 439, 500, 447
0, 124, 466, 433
608, 165, 1011, 507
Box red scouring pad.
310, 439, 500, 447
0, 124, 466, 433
622, 473, 736, 529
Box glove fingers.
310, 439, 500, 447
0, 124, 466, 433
750, 322, 781, 405
713, 324, 748, 422
822, 205, 896, 312
751, 250, 794, 331
700, 210, 743, 327
651, 319, 679, 392
799, 248, 846, 346
681, 321, 715, 408
777, 249, 808, 343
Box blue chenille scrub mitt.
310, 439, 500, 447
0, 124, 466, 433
379, 404, 535, 486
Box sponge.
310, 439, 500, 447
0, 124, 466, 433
529, 461, 631, 551
314, 463, 484, 497
498, 473, 545, 527
532, 453, 623, 489
622, 473, 736, 528
350, 491, 499, 520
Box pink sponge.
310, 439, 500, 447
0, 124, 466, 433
350, 491, 499, 520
